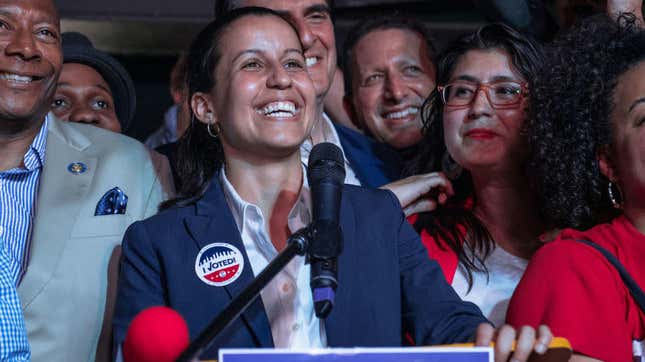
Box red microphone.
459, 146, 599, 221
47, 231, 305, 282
123, 306, 190, 362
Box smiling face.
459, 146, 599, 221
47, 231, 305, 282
603, 60, 645, 211
0, 0, 62, 125
349, 28, 435, 149
238, 0, 335, 99
442, 49, 528, 173
202, 14, 316, 160
51, 63, 120, 133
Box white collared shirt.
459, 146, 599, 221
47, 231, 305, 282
219, 168, 327, 349
300, 112, 361, 186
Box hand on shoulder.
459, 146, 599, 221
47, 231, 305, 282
380, 172, 454, 216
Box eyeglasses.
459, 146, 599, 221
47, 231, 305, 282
437, 81, 528, 109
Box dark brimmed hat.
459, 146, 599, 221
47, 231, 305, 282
61, 32, 136, 132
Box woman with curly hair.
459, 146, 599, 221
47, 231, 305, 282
506, 14, 645, 362
407, 22, 546, 328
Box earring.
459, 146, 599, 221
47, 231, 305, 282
207, 122, 220, 138
608, 181, 623, 209
441, 151, 462, 180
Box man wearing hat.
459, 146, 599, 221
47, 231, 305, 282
51, 32, 137, 133
0, 0, 172, 360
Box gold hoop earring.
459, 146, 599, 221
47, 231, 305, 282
207, 122, 220, 138
608, 181, 623, 209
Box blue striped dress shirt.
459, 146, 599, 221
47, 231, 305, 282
0, 116, 48, 285
0, 247, 30, 360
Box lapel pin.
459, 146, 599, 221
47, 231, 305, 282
195, 243, 244, 287
67, 162, 87, 175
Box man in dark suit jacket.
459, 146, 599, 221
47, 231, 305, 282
333, 122, 403, 188
113, 178, 487, 359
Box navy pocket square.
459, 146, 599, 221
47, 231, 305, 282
95, 187, 128, 216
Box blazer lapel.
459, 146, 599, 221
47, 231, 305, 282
184, 179, 274, 348
324, 189, 357, 347
18, 119, 97, 307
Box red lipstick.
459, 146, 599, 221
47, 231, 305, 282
465, 128, 498, 140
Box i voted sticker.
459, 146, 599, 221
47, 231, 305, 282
195, 243, 244, 287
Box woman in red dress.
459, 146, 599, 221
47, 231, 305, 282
506, 14, 645, 362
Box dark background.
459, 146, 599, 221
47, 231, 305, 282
55, 0, 498, 141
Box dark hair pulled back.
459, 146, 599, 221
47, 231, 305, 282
161, 7, 293, 209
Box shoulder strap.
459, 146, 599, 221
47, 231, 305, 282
576, 239, 645, 313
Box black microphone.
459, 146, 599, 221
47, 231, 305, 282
307, 142, 345, 319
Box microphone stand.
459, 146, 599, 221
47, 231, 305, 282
176, 228, 311, 362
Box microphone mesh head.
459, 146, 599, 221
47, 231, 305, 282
307, 142, 346, 184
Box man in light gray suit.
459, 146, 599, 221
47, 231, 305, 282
0, 0, 172, 361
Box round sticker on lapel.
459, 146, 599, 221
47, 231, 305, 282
195, 243, 244, 287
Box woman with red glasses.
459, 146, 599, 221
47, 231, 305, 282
406, 23, 545, 328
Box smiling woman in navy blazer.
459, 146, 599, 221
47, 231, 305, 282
113, 7, 551, 361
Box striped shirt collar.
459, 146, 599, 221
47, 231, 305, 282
22, 115, 49, 172
3, 114, 50, 175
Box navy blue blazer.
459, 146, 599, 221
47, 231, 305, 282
113, 179, 486, 359
333, 123, 403, 188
